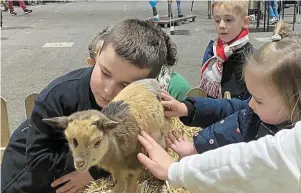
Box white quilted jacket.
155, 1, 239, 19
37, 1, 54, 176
168, 121, 301, 193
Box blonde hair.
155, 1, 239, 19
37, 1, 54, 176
212, 0, 249, 18
88, 27, 109, 60
244, 21, 301, 123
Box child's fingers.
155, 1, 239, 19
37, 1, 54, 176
183, 135, 189, 141
168, 131, 178, 144
172, 130, 183, 142
138, 134, 154, 153
75, 188, 86, 193
161, 89, 170, 95
140, 146, 147, 155
56, 181, 74, 193
137, 153, 157, 170
161, 92, 174, 101
170, 144, 178, 153
75, 188, 85, 193
165, 137, 172, 148
141, 131, 160, 147
51, 172, 71, 187
165, 137, 178, 153
161, 101, 173, 109
180, 131, 189, 141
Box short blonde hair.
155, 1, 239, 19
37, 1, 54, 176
212, 0, 249, 18
244, 21, 301, 123
88, 27, 109, 60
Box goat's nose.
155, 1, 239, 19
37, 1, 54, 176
75, 158, 85, 167
76, 160, 85, 167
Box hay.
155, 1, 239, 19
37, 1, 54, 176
84, 118, 201, 193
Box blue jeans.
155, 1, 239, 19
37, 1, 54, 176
269, 0, 279, 18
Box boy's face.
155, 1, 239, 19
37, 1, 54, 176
213, 5, 248, 43
90, 43, 150, 108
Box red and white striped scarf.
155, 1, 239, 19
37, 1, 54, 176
200, 29, 249, 98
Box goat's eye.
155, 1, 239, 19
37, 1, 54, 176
91, 122, 98, 126
73, 138, 78, 147
94, 140, 101, 148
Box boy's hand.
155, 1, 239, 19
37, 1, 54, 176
166, 130, 197, 159
161, 90, 188, 117
52, 170, 93, 193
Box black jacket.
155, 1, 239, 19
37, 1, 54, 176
1, 67, 110, 193
202, 41, 254, 100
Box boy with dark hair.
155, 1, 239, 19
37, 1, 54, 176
1, 19, 177, 193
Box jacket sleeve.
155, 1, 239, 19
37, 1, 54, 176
180, 97, 249, 128
192, 109, 248, 154
25, 98, 73, 189
168, 122, 301, 192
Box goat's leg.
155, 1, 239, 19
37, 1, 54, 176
124, 170, 140, 193
111, 170, 126, 193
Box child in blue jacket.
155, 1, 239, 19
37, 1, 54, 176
161, 21, 300, 159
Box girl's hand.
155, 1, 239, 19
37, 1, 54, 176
137, 131, 175, 181
166, 131, 198, 159
161, 90, 188, 118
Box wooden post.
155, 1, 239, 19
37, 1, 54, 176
208, 0, 212, 19
223, 91, 232, 99
186, 87, 207, 98
1, 97, 9, 148
1, 97, 10, 160
25, 93, 38, 119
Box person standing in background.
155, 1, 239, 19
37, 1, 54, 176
1, 0, 8, 11
8, 0, 32, 15
269, 0, 279, 24
149, 0, 183, 22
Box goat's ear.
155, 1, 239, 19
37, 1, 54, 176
101, 118, 118, 130
42, 116, 69, 129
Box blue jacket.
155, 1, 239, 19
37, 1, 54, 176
181, 97, 292, 154
202, 40, 254, 100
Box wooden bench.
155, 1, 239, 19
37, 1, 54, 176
1, 93, 38, 160
1, 97, 10, 159
186, 87, 207, 97
25, 93, 38, 119
186, 87, 232, 99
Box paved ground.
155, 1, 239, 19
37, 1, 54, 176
1, 1, 300, 133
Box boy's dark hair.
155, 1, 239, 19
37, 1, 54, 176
88, 27, 110, 60
102, 19, 177, 78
